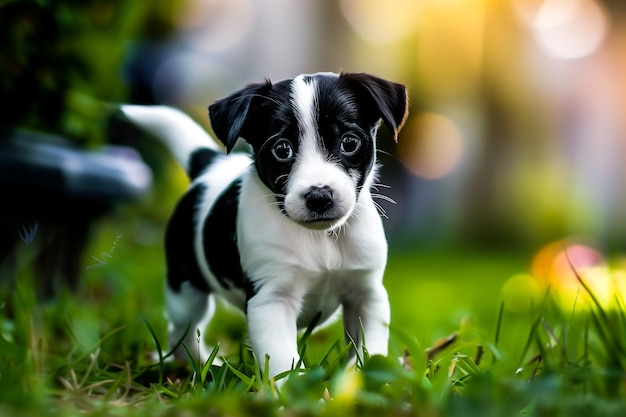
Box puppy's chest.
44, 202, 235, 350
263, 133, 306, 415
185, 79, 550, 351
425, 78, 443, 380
294, 270, 362, 328
243, 232, 382, 327
246, 231, 377, 288
286, 232, 366, 271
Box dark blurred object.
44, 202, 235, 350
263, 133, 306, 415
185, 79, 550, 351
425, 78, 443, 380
0, 0, 155, 146
0, 0, 83, 132
0, 128, 152, 301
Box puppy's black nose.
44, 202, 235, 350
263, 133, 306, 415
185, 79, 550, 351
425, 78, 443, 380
305, 186, 333, 214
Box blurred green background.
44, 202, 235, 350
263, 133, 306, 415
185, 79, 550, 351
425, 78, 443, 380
2, 0, 626, 375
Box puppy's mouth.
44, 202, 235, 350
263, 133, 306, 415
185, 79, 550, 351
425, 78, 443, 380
295, 214, 349, 231
284, 206, 350, 231
299, 213, 346, 230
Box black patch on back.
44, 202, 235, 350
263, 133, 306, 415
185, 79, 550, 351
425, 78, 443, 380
165, 183, 211, 293
203, 179, 244, 290
188, 148, 221, 179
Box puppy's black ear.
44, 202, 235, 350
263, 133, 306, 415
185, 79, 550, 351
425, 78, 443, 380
342, 73, 409, 142
208, 80, 272, 152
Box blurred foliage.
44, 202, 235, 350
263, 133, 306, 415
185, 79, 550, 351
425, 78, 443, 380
0, 0, 160, 146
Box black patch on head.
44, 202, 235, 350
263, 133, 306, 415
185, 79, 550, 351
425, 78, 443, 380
203, 179, 245, 290
209, 80, 273, 152
188, 148, 221, 179
241, 74, 379, 200
314, 74, 377, 192
339, 72, 408, 142
208, 72, 408, 209
211, 78, 302, 199
165, 183, 211, 293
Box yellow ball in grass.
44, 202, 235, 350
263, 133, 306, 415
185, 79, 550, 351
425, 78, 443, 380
331, 366, 363, 405
500, 273, 543, 313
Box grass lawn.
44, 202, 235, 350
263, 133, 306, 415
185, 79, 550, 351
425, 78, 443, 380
2, 214, 626, 416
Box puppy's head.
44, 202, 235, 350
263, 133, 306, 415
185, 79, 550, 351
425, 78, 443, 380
209, 72, 408, 231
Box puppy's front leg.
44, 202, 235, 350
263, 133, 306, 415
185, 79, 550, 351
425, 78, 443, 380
246, 289, 302, 379
342, 281, 391, 361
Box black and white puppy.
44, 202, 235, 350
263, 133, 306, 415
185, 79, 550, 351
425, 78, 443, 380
122, 72, 408, 379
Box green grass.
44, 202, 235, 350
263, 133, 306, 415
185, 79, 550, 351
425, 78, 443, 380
2, 216, 626, 416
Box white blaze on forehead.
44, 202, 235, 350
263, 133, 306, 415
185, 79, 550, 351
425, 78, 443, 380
291, 75, 318, 152
291, 73, 341, 155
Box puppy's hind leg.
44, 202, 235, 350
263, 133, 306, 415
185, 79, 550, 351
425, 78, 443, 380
165, 282, 216, 363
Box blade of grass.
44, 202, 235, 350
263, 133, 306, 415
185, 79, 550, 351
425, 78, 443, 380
225, 360, 257, 391
454, 354, 481, 376
181, 342, 199, 379
215, 362, 229, 391
541, 318, 566, 359
517, 316, 542, 369
316, 339, 341, 368
140, 317, 164, 384
494, 301, 504, 346
324, 342, 355, 377
566, 252, 626, 358
163, 319, 191, 361
155, 384, 179, 399
201, 343, 221, 384
344, 331, 362, 368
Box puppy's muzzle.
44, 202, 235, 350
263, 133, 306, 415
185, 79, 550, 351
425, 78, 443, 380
305, 186, 334, 214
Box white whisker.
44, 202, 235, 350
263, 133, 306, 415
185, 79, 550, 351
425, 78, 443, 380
375, 149, 393, 158
371, 182, 391, 190
275, 173, 289, 185
372, 200, 389, 219
371, 193, 396, 205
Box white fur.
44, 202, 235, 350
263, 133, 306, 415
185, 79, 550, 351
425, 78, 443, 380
291, 75, 319, 144
121, 105, 219, 172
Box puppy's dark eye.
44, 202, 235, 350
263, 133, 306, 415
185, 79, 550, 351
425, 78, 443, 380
271, 139, 294, 161
339, 135, 362, 156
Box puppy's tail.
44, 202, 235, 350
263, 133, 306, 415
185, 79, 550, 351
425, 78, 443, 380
120, 105, 222, 179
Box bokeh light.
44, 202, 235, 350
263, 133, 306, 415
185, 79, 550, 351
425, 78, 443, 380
529, 239, 626, 309
514, 0, 610, 60
172, 0, 255, 53
510, 0, 545, 25
398, 113, 464, 179
340, 0, 421, 45
531, 240, 604, 286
